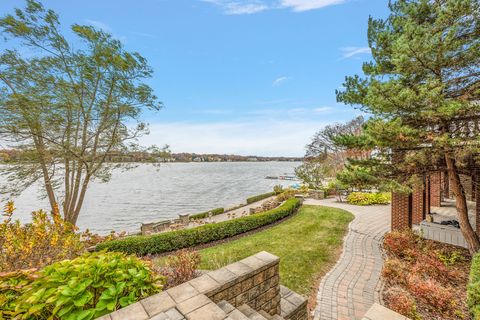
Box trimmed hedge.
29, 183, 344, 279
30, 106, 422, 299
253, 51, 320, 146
246, 191, 276, 204
190, 207, 224, 220
468, 253, 480, 319
96, 198, 301, 255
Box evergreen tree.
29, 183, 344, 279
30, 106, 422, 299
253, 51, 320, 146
337, 0, 480, 253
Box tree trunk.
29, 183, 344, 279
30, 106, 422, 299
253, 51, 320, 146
445, 155, 480, 254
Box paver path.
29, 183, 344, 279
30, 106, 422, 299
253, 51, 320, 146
305, 198, 391, 320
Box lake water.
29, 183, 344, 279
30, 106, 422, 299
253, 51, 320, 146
2, 162, 300, 234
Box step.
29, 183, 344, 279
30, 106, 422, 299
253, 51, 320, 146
258, 310, 272, 319
237, 304, 268, 320
258, 310, 284, 320
217, 300, 250, 320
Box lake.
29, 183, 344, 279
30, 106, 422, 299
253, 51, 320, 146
2, 162, 301, 234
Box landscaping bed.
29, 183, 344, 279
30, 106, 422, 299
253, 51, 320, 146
382, 230, 472, 320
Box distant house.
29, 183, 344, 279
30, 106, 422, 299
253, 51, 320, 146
247, 157, 258, 161
193, 157, 203, 162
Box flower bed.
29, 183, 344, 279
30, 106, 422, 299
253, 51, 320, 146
96, 198, 301, 255
382, 230, 471, 319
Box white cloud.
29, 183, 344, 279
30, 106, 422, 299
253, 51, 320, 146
272, 76, 289, 86
201, 0, 348, 14
140, 119, 327, 156
201, 0, 269, 15
280, 0, 345, 11
340, 46, 371, 59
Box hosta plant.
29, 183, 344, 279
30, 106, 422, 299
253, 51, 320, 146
0, 269, 39, 319
12, 251, 165, 320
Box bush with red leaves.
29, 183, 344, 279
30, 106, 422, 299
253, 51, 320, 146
157, 249, 201, 288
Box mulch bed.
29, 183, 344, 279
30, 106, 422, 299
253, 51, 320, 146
381, 230, 472, 320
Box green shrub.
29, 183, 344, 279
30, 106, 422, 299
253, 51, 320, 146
346, 192, 391, 205
9, 252, 164, 320
246, 191, 276, 204
276, 189, 296, 202
190, 207, 224, 220
468, 253, 480, 320
97, 198, 301, 256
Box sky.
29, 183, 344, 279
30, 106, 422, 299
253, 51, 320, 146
0, 0, 390, 157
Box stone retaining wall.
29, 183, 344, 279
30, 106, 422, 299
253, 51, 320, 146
98, 251, 307, 320
206, 251, 281, 315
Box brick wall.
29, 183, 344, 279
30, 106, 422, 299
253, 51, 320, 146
430, 172, 442, 207
391, 192, 411, 231
412, 184, 424, 225
460, 174, 474, 201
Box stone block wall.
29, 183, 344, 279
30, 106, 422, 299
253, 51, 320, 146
99, 251, 307, 320
206, 251, 281, 315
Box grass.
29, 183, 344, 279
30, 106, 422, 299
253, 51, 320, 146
194, 205, 353, 296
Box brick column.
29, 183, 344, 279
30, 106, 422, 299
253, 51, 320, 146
391, 192, 411, 231
412, 184, 425, 225
443, 171, 450, 199
430, 172, 442, 207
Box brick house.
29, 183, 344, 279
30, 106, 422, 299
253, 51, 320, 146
391, 167, 479, 247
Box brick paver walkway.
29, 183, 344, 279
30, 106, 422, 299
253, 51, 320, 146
305, 198, 391, 320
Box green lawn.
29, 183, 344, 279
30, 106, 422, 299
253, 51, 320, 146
195, 205, 353, 296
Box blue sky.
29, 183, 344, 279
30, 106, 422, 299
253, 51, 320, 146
0, 0, 389, 156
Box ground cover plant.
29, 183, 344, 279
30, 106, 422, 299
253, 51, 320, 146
382, 230, 472, 319
346, 192, 391, 206
0, 252, 164, 320
189, 205, 353, 307
97, 198, 301, 255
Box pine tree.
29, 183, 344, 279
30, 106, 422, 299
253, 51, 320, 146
337, 0, 480, 253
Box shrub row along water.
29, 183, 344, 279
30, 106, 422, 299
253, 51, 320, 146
246, 191, 276, 204
97, 198, 301, 255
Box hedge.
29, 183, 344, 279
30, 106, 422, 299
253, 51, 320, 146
96, 198, 301, 255
246, 191, 276, 204
468, 253, 480, 319
346, 192, 391, 205
190, 207, 224, 220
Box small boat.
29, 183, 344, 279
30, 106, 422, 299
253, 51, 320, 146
278, 175, 297, 181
